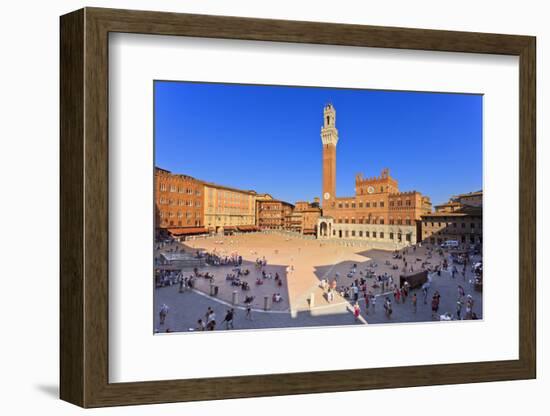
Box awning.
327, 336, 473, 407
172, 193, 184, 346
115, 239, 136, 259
237, 225, 259, 231
167, 227, 208, 236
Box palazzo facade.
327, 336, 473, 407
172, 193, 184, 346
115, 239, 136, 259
289, 200, 322, 235
420, 191, 482, 246
317, 104, 432, 247
257, 200, 294, 230
203, 183, 257, 232
154, 168, 206, 237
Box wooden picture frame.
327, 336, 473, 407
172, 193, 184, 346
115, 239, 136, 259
60, 7, 536, 408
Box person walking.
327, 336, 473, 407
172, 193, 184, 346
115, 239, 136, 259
223, 308, 235, 329
466, 294, 474, 309
353, 303, 361, 322
457, 285, 465, 299
431, 295, 440, 319
246, 305, 253, 320
412, 292, 417, 313
159, 303, 169, 325
205, 307, 212, 325
384, 297, 393, 318
456, 300, 463, 320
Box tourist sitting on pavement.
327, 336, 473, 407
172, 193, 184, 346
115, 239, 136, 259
206, 314, 216, 331
195, 319, 205, 331
244, 295, 255, 304
255, 278, 264, 285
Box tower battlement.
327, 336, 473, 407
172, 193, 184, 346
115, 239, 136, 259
355, 168, 393, 185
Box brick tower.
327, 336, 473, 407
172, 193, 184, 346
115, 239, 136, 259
321, 103, 338, 206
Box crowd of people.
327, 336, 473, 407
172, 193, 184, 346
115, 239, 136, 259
194, 307, 237, 331
157, 304, 247, 332
315, 243, 482, 322
155, 237, 482, 331
201, 250, 243, 267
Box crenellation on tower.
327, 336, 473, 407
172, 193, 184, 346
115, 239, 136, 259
318, 104, 432, 245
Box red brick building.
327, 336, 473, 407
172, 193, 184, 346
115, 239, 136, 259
290, 200, 322, 235
154, 167, 206, 237
317, 104, 432, 246
257, 200, 295, 230
420, 191, 482, 245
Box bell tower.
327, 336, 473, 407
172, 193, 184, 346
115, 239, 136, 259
321, 103, 338, 206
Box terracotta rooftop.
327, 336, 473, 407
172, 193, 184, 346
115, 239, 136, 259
422, 206, 482, 218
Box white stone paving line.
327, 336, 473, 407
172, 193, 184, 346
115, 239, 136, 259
187, 286, 398, 315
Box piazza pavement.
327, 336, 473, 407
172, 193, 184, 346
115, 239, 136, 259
154, 232, 482, 333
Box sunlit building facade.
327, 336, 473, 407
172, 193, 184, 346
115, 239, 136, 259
316, 104, 432, 247
203, 183, 258, 232
420, 191, 482, 245
154, 168, 206, 237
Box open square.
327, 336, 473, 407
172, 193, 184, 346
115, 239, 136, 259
154, 232, 482, 332
154, 82, 483, 333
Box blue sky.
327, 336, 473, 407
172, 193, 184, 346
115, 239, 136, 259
155, 81, 482, 206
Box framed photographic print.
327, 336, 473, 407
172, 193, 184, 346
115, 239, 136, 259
60, 7, 536, 408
